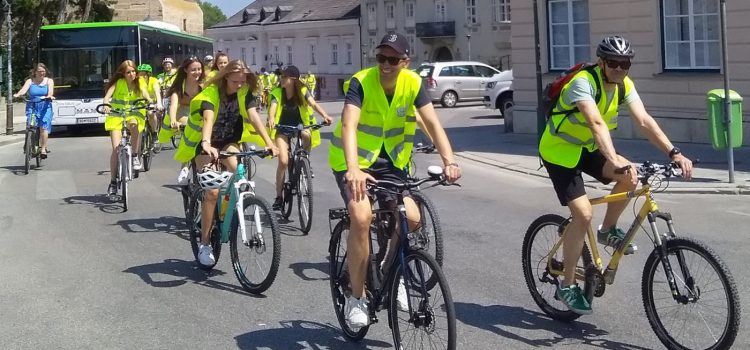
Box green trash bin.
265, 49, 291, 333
706, 89, 743, 150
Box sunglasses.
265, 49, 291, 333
376, 54, 406, 66
605, 59, 632, 70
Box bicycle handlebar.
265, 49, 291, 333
274, 123, 327, 133
22, 96, 54, 103
366, 165, 458, 193
218, 149, 272, 159
96, 99, 155, 115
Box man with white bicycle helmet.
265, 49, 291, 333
204, 55, 214, 69
538, 35, 694, 315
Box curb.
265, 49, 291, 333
456, 151, 750, 196
0, 135, 24, 148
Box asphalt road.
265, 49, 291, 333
0, 102, 747, 349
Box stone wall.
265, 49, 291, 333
113, 0, 204, 36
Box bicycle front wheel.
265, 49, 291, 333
230, 195, 281, 294
409, 190, 444, 268
390, 249, 456, 350
328, 219, 370, 340
119, 150, 129, 211
296, 157, 314, 234
24, 130, 33, 174
142, 131, 152, 172
642, 237, 740, 350
521, 214, 593, 322
34, 130, 41, 168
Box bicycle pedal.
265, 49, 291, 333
623, 245, 637, 255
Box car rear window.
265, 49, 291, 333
416, 65, 434, 78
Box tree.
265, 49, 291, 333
198, 1, 226, 30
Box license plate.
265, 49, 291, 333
76, 117, 98, 124
58, 106, 76, 116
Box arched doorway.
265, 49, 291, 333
434, 47, 452, 61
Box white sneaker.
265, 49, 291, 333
344, 296, 369, 330
176, 167, 190, 185
198, 244, 215, 266
397, 277, 409, 311
133, 157, 142, 171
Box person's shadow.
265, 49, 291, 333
113, 215, 189, 241
454, 302, 652, 349
234, 320, 391, 349
123, 258, 264, 298
288, 261, 329, 281
62, 194, 125, 214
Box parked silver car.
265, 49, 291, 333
415, 61, 501, 108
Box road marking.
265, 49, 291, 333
728, 210, 750, 217
37, 170, 78, 200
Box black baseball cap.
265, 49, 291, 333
376, 33, 410, 56
281, 65, 300, 78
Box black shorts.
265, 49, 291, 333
543, 149, 612, 206
333, 156, 409, 205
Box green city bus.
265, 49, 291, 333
38, 21, 213, 127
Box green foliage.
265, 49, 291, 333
198, 1, 226, 30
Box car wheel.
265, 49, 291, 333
498, 96, 514, 117
440, 91, 458, 108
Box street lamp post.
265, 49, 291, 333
3, 0, 12, 135
466, 33, 472, 60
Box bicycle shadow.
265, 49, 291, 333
288, 261, 329, 282
113, 215, 189, 241
454, 302, 651, 349
234, 320, 391, 349
123, 258, 265, 298
62, 194, 125, 214
0, 165, 36, 176
162, 184, 185, 193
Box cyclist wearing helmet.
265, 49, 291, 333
539, 36, 694, 315
157, 58, 178, 100
137, 64, 164, 145
206, 52, 229, 81
204, 55, 214, 69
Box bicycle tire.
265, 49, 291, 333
171, 130, 181, 149
24, 130, 32, 175
409, 191, 444, 267
282, 160, 295, 219
296, 157, 314, 234
328, 219, 370, 340
34, 129, 41, 168
188, 191, 222, 270
230, 195, 281, 294
120, 150, 129, 211
642, 237, 741, 350
521, 214, 593, 322
142, 132, 152, 172
390, 249, 456, 350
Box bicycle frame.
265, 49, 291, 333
214, 162, 262, 245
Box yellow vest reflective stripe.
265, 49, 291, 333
238, 86, 266, 146
539, 65, 633, 168
174, 85, 263, 163
268, 86, 320, 148
328, 67, 420, 172
160, 70, 177, 90
109, 78, 145, 119
138, 76, 159, 101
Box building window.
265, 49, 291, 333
252, 47, 256, 65
466, 0, 477, 25
368, 4, 377, 31
287, 45, 293, 65
493, 0, 511, 23
405, 2, 415, 19
435, 0, 447, 21
662, 0, 719, 70
407, 34, 416, 59
274, 46, 279, 64
548, 0, 590, 70
241, 47, 246, 65
346, 42, 353, 65
386, 2, 396, 29
331, 43, 338, 65
310, 44, 316, 65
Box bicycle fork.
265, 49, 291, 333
233, 178, 265, 251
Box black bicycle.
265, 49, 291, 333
275, 123, 325, 234
139, 112, 158, 173
22, 97, 52, 174
328, 166, 457, 349
404, 141, 444, 269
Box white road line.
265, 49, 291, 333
728, 210, 750, 217
37, 170, 78, 200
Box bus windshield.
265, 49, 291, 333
39, 26, 138, 100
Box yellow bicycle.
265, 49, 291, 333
522, 161, 740, 350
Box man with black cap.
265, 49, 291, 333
328, 33, 461, 331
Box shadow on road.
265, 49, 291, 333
288, 261, 329, 282
235, 320, 391, 350
455, 302, 651, 349
0, 165, 37, 176
123, 258, 264, 298
114, 215, 189, 241
62, 194, 125, 214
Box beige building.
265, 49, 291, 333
511, 0, 750, 146
112, 0, 204, 36
361, 0, 512, 68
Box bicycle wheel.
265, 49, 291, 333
230, 195, 281, 294
119, 150, 129, 211
390, 249, 456, 350
171, 129, 181, 149
642, 237, 740, 350
189, 191, 222, 270
142, 131, 152, 172
521, 214, 593, 322
296, 157, 314, 234
34, 129, 41, 168
409, 191, 444, 267
329, 219, 370, 340
23, 130, 32, 174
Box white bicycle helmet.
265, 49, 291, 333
198, 170, 232, 189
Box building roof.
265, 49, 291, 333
211, 0, 360, 29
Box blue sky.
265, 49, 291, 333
202, 0, 250, 17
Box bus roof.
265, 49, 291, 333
40, 21, 213, 43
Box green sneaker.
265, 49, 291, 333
597, 226, 636, 254
556, 284, 592, 315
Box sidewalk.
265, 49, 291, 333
454, 131, 750, 195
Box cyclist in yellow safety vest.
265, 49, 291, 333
137, 64, 164, 147
304, 71, 317, 99
328, 33, 461, 330
266, 65, 333, 210
173, 60, 278, 267
103, 60, 153, 196
539, 36, 693, 315
206, 52, 229, 81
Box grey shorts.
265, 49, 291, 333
333, 156, 409, 205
